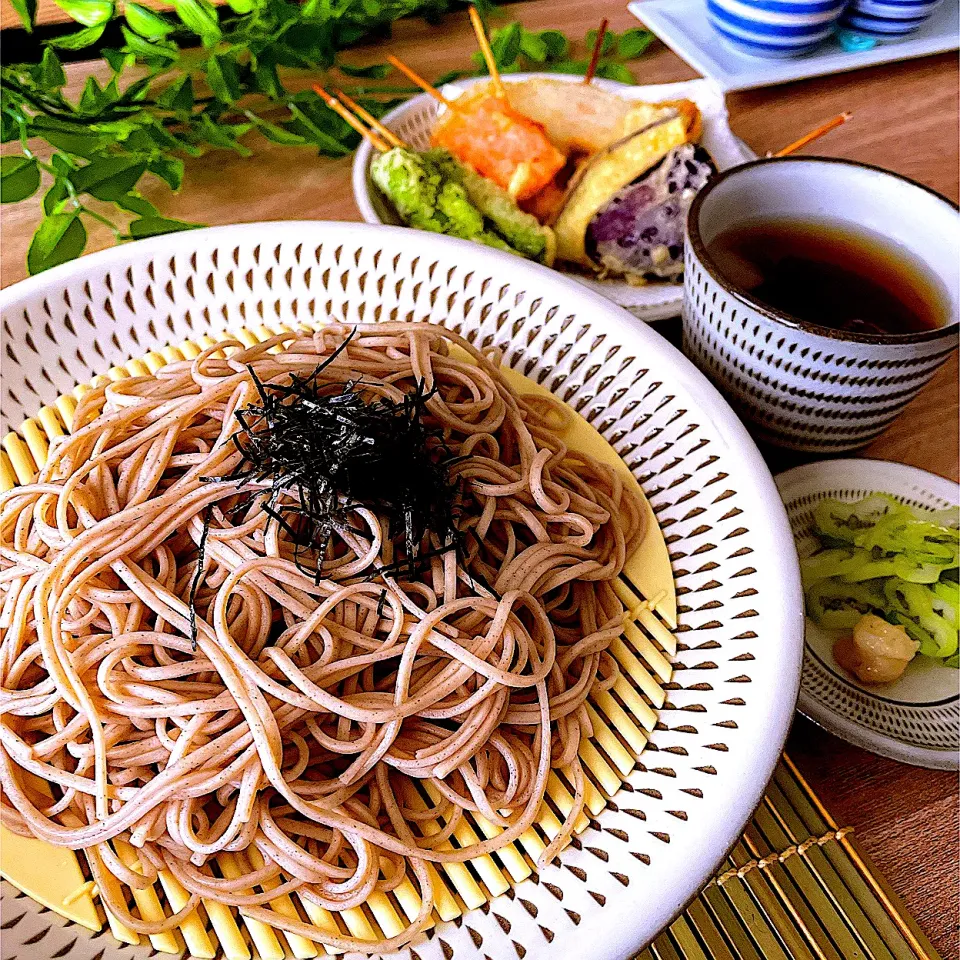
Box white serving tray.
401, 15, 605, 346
629, 0, 959, 91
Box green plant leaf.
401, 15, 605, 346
124, 3, 175, 38
51, 153, 76, 177
8, 0, 37, 31
79, 79, 102, 111
1, 156, 41, 204
286, 102, 351, 155
206, 54, 242, 103
252, 62, 284, 98
518, 29, 547, 63
147, 156, 184, 189
173, 0, 221, 44
120, 26, 179, 62
122, 76, 152, 102
537, 29, 569, 60
490, 22, 522, 68
335, 23, 366, 45
115, 192, 159, 216
247, 113, 308, 145
618, 28, 654, 59
281, 21, 335, 67
227, 0, 253, 12
586, 27, 616, 56
595, 61, 636, 84
71, 157, 149, 200
39, 49, 66, 89
52, 0, 113, 27
1, 111, 18, 144
79, 76, 104, 111
128, 216, 202, 237
47, 22, 106, 48
338, 62, 391, 79
194, 115, 252, 154
42, 179, 70, 215
32, 120, 111, 157
27, 213, 87, 274
157, 76, 195, 112
101, 46, 131, 71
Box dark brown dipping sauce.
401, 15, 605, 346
705, 219, 946, 336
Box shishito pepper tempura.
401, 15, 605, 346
371, 147, 555, 264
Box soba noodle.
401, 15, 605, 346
0, 321, 646, 952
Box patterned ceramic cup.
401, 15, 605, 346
682, 157, 959, 453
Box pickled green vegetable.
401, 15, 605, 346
805, 579, 884, 630
802, 495, 959, 666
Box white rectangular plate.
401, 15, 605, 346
629, 0, 959, 92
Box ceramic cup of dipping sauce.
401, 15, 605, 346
682, 157, 959, 454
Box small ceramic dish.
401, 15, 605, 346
777, 458, 959, 770
352, 74, 755, 323
706, 0, 851, 58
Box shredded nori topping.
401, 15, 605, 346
225, 332, 463, 572
188, 508, 211, 650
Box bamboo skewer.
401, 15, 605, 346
771, 112, 852, 158
386, 55, 456, 109
584, 18, 609, 85
313, 85, 390, 153
332, 87, 406, 149
468, 6, 506, 99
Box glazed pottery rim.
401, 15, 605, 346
686, 155, 960, 345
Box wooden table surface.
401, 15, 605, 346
1, 1, 958, 955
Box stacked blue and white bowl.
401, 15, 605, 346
706, 0, 852, 57
840, 0, 943, 38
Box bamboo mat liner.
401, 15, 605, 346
638, 756, 941, 960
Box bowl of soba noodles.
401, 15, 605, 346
0, 222, 802, 960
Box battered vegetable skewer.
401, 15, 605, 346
385, 55, 566, 201
325, 87, 556, 263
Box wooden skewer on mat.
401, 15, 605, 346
333, 87, 406, 149
584, 18, 609, 85
386, 55, 456, 109
771, 111, 852, 158
314, 84, 391, 152
468, 6, 506, 99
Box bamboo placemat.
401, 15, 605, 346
1, 753, 939, 960
640, 754, 940, 960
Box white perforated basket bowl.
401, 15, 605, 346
352, 75, 756, 324
0, 223, 802, 960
